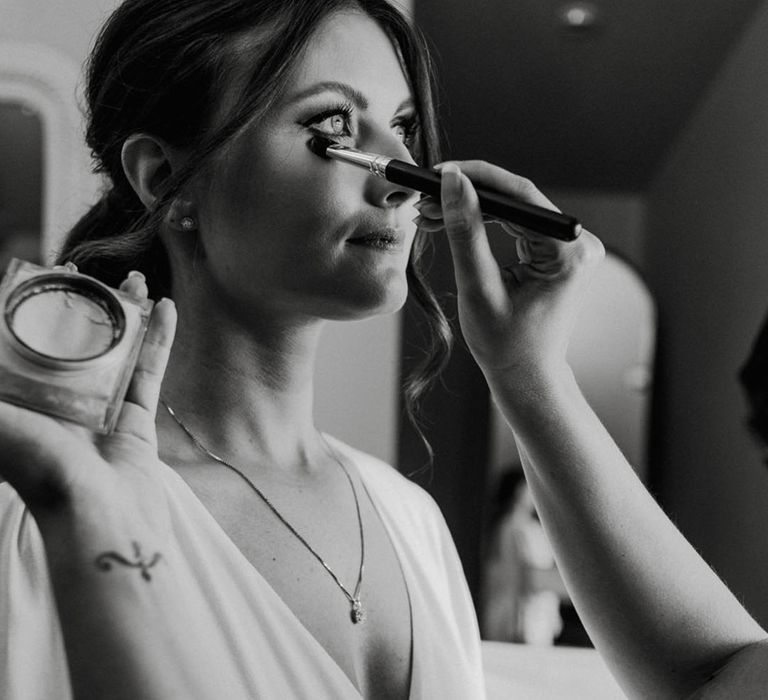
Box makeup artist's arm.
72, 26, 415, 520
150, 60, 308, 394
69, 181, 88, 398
0, 276, 245, 700
420, 160, 768, 699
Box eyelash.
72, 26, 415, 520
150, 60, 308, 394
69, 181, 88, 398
392, 114, 421, 154
303, 102, 355, 139
303, 102, 421, 154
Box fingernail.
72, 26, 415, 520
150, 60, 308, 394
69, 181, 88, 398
441, 163, 462, 203
128, 270, 145, 281
64, 261, 78, 272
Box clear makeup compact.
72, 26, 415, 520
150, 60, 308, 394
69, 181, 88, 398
0, 258, 153, 433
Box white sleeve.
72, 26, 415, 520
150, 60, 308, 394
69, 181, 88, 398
0, 484, 71, 700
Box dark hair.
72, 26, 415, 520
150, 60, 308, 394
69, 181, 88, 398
740, 311, 768, 453
58, 0, 451, 443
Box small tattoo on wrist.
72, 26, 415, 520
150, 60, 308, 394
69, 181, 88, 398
95, 541, 162, 581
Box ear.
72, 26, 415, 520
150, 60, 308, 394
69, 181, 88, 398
121, 134, 197, 231
121, 134, 173, 210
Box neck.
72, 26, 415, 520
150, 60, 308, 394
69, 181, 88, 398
158, 297, 329, 476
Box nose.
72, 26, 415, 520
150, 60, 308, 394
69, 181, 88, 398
362, 132, 419, 210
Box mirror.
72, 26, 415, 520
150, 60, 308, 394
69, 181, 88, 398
0, 102, 43, 272
0, 41, 100, 265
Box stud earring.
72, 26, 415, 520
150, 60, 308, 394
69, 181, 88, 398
180, 216, 197, 231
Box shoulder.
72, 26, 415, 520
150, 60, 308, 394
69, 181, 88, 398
326, 436, 440, 510
324, 436, 453, 548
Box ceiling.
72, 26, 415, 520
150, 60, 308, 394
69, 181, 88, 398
415, 0, 765, 190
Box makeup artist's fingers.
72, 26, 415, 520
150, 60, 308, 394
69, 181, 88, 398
442, 161, 589, 276
515, 236, 533, 265
492, 222, 532, 263
119, 270, 149, 299
413, 196, 442, 219
416, 198, 502, 230
113, 298, 177, 445
439, 163, 505, 301
412, 214, 445, 233
435, 158, 602, 286
52, 262, 78, 273
435, 160, 558, 211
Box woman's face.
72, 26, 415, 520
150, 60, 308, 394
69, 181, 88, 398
193, 9, 422, 323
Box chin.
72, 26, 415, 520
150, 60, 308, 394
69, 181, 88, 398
325, 279, 408, 321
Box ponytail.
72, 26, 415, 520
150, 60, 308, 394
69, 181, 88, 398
56, 186, 171, 300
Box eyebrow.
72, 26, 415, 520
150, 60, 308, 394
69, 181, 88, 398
285, 80, 414, 114
286, 81, 368, 109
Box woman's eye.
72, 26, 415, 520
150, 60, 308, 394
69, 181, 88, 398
393, 124, 408, 143
392, 118, 420, 153
311, 112, 351, 137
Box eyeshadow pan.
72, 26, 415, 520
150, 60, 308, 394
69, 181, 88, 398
5, 276, 124, 363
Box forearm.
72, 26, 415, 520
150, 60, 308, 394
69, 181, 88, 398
488, 365, 767, 698
35, 504, 245, 700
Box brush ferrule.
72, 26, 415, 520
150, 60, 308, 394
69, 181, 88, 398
368, 155, 390, 178
326, 146, 392, 178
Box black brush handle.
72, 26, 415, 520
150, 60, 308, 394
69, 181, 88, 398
385, 160, 581, 241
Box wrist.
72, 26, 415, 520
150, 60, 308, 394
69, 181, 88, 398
483, 359, 579, 422
33, 485, 162, 581
484, 357, 574, 395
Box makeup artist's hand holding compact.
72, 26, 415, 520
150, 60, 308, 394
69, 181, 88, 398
0, 269, 177, 532
416, 160, 604, 383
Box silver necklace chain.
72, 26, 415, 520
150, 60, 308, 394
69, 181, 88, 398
162, 401, 366, 624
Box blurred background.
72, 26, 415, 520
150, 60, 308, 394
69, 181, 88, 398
3, 0, 768, 648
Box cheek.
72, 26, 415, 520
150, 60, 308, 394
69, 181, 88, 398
241, 146, 352, 223
205, 150, 337, 238
202, 170, 353, 285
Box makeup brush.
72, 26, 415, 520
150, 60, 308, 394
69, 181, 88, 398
307, 135, 581, 242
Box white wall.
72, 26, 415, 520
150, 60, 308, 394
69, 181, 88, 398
646, 0, 768, 626
0, 0, 120, 65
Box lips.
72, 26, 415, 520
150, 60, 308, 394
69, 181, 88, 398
346, 227, 405, 251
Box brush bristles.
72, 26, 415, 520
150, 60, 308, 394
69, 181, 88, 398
307, 134, 340, 159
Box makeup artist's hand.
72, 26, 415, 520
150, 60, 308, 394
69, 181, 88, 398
415, 160, 604, 381
0, 268, 177, 531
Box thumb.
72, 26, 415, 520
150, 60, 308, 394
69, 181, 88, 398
440, 163, 504, 301
111, 297, 177, 447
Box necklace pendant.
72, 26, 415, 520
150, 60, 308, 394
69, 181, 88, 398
350, 598, 365, 624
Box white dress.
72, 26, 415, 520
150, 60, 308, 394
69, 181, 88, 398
0, 438, 486, 699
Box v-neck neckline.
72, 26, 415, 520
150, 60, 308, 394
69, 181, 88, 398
158, 446, 417, 700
